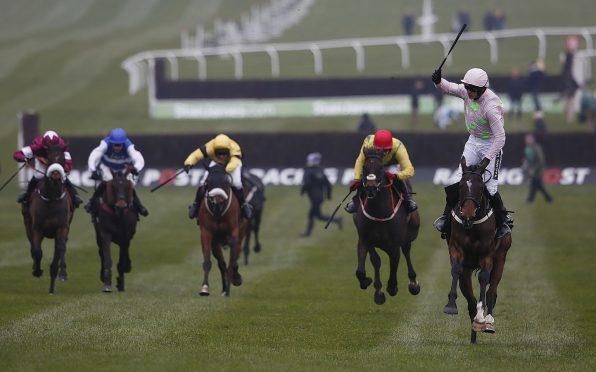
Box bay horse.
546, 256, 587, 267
353, 148, 421, 304
240, 170, 265, 265
196, 164, 242, 296
21, 144, 74, 294
443, 156, 512, 344
93, 168, 138, 293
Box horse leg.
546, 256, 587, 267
444, 260, 462, 315
229, 235, 243, 287
116, 241, 131, 292
401, 241, 420, 295
199, 231, 214, 296
30, 231, 44, 278
486, 236, 512, 333
476, 256, 494, 334
368, 248, 385, 305
49, 234, 66, 294
253, 214, 262, 253
100, 232, 113, 293
386, 250, 400, 297
58, 258, 68, 281
459, 268, 479, 343
212, 243, 228, 296
355, 239, 372, 290
242, 226, 251, 265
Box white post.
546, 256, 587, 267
417, 0, 437, 41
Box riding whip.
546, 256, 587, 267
150, 168, 187, 192
324, 189, 353, 230
0, 163, 26, 192
437, 23, 466, 71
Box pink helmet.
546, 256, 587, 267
373, 130, 393, 150
42, 131, 61, 146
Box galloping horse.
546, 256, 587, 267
196, 164, 242, 296
93, 168, 138, 292
443, 156, 512, 343
353, 148, 421, 304
240, 170, 265, 265
21, 144, 74, 294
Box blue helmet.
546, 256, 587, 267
108, 128, 127, 144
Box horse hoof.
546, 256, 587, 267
408, 281, 420, 295
199, 284, 210, 296
387, 285, 398, 296
483, 323, 495, 333
117, 277, 125, 292
254, 244, 261, 253
32, 269, 43, 278
102, 286, 112, 293
221, 290, 230, 297
374, 292, 386, 305
232, 273, 242, 286
59, 273, 68, 281
356, 272, 372, 290
472, 320, 486, 332
443, 305, 458, 315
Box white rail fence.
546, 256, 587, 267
123, 27, 596, 95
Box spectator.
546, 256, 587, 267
579, 81, 596, 131
483, 10, 496, 31
357, 113, 377, 134
526, 59, 546, 111
433, 104, 460, 130
561, 40, 580, 123
402, 13, 415, 36
532, 111, 548, 143
522, 133, 553, 204
410, 80, 425, 127
507, 66, 524, 120
493, 8, 506, 30
452, 10, 470, 32
300, 152, 341, 237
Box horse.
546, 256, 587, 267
21, 144, 74, 294
240, 170, 265, 265
443, 156, 513, 344
93, 168, 138, 293
196, 164, 242, 296
353, 147, 421, 304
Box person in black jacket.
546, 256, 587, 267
300, 152, 342, 237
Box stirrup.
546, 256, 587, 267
241, 203, 253, 219
433, 215, 447, 233
496, 224, 512, 239
406, 200, 418, 213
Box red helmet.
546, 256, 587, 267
42, 131, 61, 146
373, 130, 393, 150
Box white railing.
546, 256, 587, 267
123, 27, 596, 95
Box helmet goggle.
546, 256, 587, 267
464, 83, 484, 93
214, 149, 230, 157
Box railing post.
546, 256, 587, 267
195, 52, 207, 80
266, 46, 280, 77
536, 29, 546, 60
486, 33, 498, 64
310, 44, 322, 75
166, 53, 178, 81
352, 41, 365, 72
231, 50, 243, 79
396, 39, 410, 68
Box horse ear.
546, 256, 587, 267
460, 156, 467, 170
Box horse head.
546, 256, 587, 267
107, 169, 133, 215
39, 145, 67, 199
362, 147, 386, 199
458, 156, 489, 229
205, 164, 233, 217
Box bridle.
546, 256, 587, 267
455, 169, 492, 228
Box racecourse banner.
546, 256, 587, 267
26, 166, 594, 188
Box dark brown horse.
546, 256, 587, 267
21, 144, 74, 294
240, 170, 265, 265
353, 148, 421, 304
93, 168, 138, 293
443, 156, 513, 343
196, 164, 242, 296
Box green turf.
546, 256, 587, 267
0, 184, 594, 370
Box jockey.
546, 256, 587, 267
184, 133, 253, 220
344, 129, 417, 214
84, 128, 148, 217
13, 130, 82, 208
431, 67, 513, 239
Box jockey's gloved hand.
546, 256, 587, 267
90, 171, 102, 181
432, 69, 442, 84
183, 164, 192, 174
349, 180, 360, 191
478, 157, 490, 170
129, 167, 139, 176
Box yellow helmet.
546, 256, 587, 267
212, 134, 231, 150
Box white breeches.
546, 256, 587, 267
453, 136, 503, 195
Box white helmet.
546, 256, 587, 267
461, 68, 489, 88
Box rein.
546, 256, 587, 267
451, 208, 494, 225
359, 179, 403, 222
36, 189, 66, 202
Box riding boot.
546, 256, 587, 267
85, 182, 105, 216
433, 182, 459, 239
132, 190, 149, 217
395, 179, 418, 213
489, 191, 513, 238
233, 186, 253, 219
188, 186, 205, 219
64, 178, 82, 208
17, 177, 39, 204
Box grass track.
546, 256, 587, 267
0, 184, 594, 370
